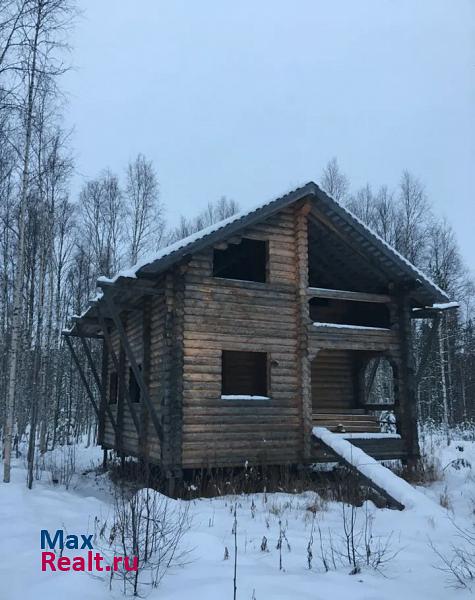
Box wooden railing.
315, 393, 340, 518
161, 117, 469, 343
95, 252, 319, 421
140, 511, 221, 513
307, 287, 391, 304
309, 322, 399, 353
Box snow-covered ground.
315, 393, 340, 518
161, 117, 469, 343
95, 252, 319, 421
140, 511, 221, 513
1, 434, 474, 600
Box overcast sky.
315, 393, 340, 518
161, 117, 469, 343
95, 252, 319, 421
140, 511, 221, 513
63, 0, 475, 270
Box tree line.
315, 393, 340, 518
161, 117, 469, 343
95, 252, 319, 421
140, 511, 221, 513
0, 0, 239, 484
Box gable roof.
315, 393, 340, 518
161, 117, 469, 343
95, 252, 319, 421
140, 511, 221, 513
67, 181, 450, 336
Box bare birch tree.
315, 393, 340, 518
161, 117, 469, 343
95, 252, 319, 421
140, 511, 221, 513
320, 157, 349, 202
166, 196, 239, 244
79, 170, 124, 280
125, 153, 164, 264
3, 0, 74, 483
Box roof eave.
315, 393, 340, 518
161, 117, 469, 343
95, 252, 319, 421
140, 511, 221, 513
312, 187, 450, 305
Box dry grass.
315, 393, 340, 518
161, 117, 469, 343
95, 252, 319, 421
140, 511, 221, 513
439, 485, 453, 510
396, 454, 442, 486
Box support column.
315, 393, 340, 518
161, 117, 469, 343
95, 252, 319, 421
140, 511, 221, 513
397, 294, 420, 464
117, 340, 125, 459
98, 338, 108, 446
140, 297, 152, 470
294, 200, 312, 460
161, 268, 185, 480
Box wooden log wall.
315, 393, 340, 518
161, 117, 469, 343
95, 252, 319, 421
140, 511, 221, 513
393, 294, 420, 462
309, 323, 400, 354
311, 349, 357, 410
148, 287, 167, 462
181, 206, 302, 469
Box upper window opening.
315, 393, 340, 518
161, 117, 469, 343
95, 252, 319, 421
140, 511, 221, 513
129, 365, 142, 403
221, 350, 268, 399
213, 238, 267, 283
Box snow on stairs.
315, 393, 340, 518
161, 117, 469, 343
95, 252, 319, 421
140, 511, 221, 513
312, 426, 435, 511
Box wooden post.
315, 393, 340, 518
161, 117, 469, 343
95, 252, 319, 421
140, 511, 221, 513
117, 340, 126, 459
172, 267, 185, 481
140, 296, 152, 471
98, 338, 108, 446
397, 294, 420, 465
294, 201, 312, 460
161, 268, 184, 477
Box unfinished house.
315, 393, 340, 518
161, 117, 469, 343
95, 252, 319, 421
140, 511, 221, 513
64, 182, 454, 493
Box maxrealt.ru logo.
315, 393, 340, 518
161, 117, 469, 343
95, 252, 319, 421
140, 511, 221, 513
41, 530, 138, 572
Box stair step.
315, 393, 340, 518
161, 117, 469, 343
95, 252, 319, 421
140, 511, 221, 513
314, 408, 366, 415
320, 425, 381, 433
315, 418, 378, 422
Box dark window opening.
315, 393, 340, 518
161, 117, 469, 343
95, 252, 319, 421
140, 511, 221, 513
309, 298, 390, 328
129, 365, 142, 403
213, 238, 267, 283
109, 372, 118, 405
221, 350, 268, 397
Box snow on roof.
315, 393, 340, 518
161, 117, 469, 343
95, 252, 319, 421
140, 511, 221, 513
85, 181, 448, 312
331, 195, 449, 301
68, 290, 104, 324
97, 196, 280, 285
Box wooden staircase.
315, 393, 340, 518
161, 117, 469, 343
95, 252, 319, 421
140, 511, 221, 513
311, 409, 407, 462
312, 409, 381, 434
311, 427, 434, 511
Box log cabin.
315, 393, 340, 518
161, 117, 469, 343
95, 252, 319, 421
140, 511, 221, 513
64, 182, 454, 487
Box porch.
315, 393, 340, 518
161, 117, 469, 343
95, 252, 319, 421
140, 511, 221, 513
306, 292, 407, 462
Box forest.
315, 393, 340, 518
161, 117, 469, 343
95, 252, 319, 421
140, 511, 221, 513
0, 0, 474, 490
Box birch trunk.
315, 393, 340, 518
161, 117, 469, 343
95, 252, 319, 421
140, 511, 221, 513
3, 2, 42, 483
438, 316, 450, 446
27, 221, 48, 489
